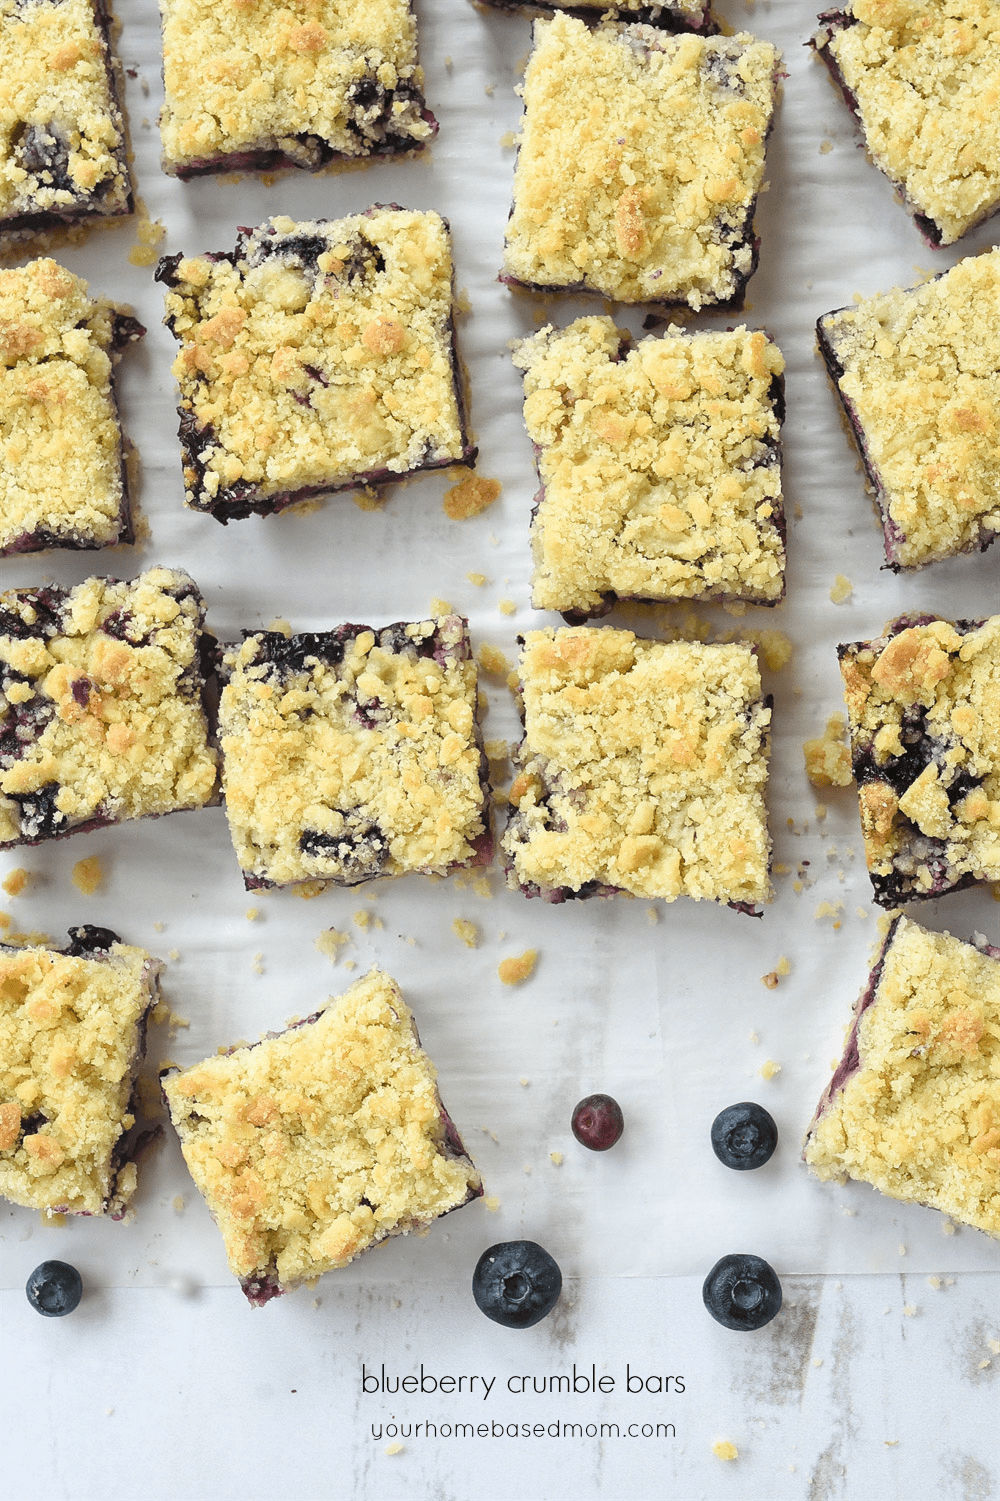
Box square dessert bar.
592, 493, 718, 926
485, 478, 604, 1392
0, 568, 219, 849
0, 0, 132, 243
502, 18, 779, 310
805, 915, 1000, 1238
514, 316, 786, 618
839, 614, 1000, 907
219, 616, 490, 890
0, 257, 144, 557
162, 967, 482, 1304
812, 2, 1000, 246
502, 627, 772, 906
157, 211, 475, 522
475, 0, 715, 29
158, 0, 434, 178
0, 926, 161, 1217
818, 250, 1000, 570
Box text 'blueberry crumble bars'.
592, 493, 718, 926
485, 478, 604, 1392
818, 250, 1000, 570
219, 616, 490, 890
158, 211, 475, 522
812, 1, 1000, 246
0, 926, 161, 1216
805, 916, 1000, 1238
503, 627, 772, 906
502, 18, 779, 310
839, 614, 1000, 907
162, 967, 483, 1305
0, 0, 132, 243
0, 569, 219, 849
158, 0, 435, 178
514, 317, 785, 618
0, 257, 143, 556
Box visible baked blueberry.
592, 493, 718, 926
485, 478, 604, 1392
703, 1253, 781, 1330
12, 120, 75, 194
346, 73, 422, 145
11, 784, 66, 840
66, 925, 121, 957
710, 1102, 777, 1170
26, 1260, 83, 1317
299, 818, 389, 881
472, 1241, 562, 1328
571, 1094, 624, 1151
268, 234, 328, 270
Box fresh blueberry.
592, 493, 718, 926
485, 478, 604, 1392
571, 1094, 624, 1151
702, 1254, 781, 1331
472, 1241, 562, 1328
710, 1102, 777, 1170
26, 1260, 83, 1317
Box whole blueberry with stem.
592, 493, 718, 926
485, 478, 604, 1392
702, 1254, 781, 1330
472, 1241, 562, 1328
26, 1261, 83, 1317
571, 1094, 624, 1151
711, 1102, 777, 1170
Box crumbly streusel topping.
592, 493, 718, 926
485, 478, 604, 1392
805, 916, 1000, 1237
161, 211, 468, 511
503, 18, 778, 308
0, 258, 129, 553
0, 569, 219, 846
162, 967, 481, 1288
0, 0, 129, 220
819, 250, 1000, 567
514, 317, 785, 614
839, 615, 1000, 890
159, 0, 431, 171
0, 939, 158, 1214
503, 627, 772, 902
219, 616, 488, 888
820, 0, 1000, 245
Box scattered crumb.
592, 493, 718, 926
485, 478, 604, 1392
742, 628, 793, 672
153, 921, 166, 932
819, 139, 833, 153
455, 287, 471, 315
0, 912, 10, 931
928, 1276, 941, 1289
761, 957, 789, 989
452, 917, 479, 949
315, 928, 350, 962
471, 875, 493, 900
884, 1439, 898, 1447
829, 573, 853, 604
712, 1441, 738, 1461
903, 1305, 917, 1317
443, 474, 502, 520
989, 1340, 1000, 1356
500, 129, 517, 147
498, 599, 517, 617
498, 950, 537, 985
856, 906, 868, 919
523, 1164, 532, 1175
352, 488, 384, 512
353, 909, 371, 931
71, 856, 103, 895
429, 597, 453, 617
815, 803, 828, 820
749, 1030, 759, 1044
484, 1195, 501, 1212
1, 867, 29, 896
484, 81, 495, 95
760, 1060, 781, 1081
762, 971, 780, 990
444, 53, 453, 68
804, 714, 853, 788
45, 1211, 67, 1227
252, 952, 265, 975
467, 572, 488, 587
898, 1243, 906, 1256
520, 1077, 530, 1087
646, 905, 659, 924
266, 617, 293, 637
477, 644, 510, 678
168, 948, 180, 962
942, 1218, 956, 1235
295, 880, 328, 899
550, 1151, 563, 1167
342, 958, 357, 970
812, 1358, 823, 1367
841, 1206, 856, 1217
172, 1195, 185, 1214
814, 900, 844, 926
245, 907, 260, 921
127, 208, 165, 267
978, 1359, 991, 1370
385, 1443, 404, 1456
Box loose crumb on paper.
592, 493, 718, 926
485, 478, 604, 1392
452, 918, 479, 949
316, 928, 350, 962
429, 597, 453, 617
760, 1059, 781, 1081
498, 598, 517, 617
712, 1440, 739, 1461
245, 907, 260, 921
1, 867, 29, 896
172, 1195, 185, 1214
443, 475, 502, 520
550, 1151, 563, 1167
804, 714, 853, 788
484, 1195, 501, 1212
467, 572, 489, 587
385, 1443, 404, 1456
829, 573, 853, 604
477, 644, 510, 678
71, 856, 103, 895
498, 950, 537, 985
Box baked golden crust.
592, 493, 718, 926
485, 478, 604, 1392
503, 626, 772, 904
162, 968, 482, 1294
503, 18, 778, 309
514, 317, 785, 614
805, 916, 1000, 1237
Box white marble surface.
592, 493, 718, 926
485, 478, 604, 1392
1, 0, 999, 1494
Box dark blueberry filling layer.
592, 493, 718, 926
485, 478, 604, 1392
474, 0, 718, 32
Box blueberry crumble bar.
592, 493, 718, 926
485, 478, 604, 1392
818, 251, 1000, 570
162, 967, 483, 1305
805, 915, 1000, 1238
475, 0, 716, 31
839, 613, 1000, 906
0, 926, 161, 1216
0, 568, 219, 849
812, 1, 1000, 246
513, 317, 785, 618
502, 627, 772, 905
0, 0, 132, 243
157, 211, 475, 522
219, 616, 490, 890
0, 257, 143, 557
502, 18, 779, 311
158, 0, 435, 179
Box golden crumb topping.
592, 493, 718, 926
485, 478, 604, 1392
219, 616, 488, 888
514, 317, 785, 614
0, 258, 133, 553
503, 627, 772, 903
0, 0, 129, 220
820, 250, 1000, 567
821, 0, 1000, 244
840, 616, 1000, 891
162, 211, 468, 512
0, 939, 158, 1214
162, 968, 481, 1289
803, 713, 853, 788
805, 917, 1000, 1236
159, 0, 431, 170
0, 569, 219, 847
503, 18, 778, 308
